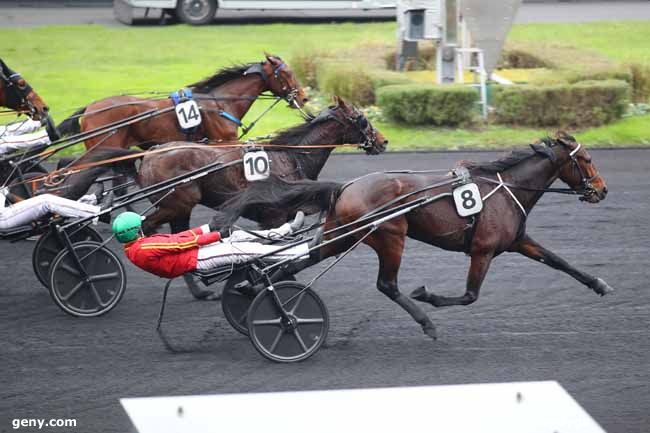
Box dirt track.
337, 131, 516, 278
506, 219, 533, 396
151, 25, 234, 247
1, 149, 649, 433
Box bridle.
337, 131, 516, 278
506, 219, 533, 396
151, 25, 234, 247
320, 107, 378, 153
565, 142, 599, 200
0, 62, 35, 118
245, 60, 300, 107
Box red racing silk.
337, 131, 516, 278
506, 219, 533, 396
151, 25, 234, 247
124, 226, 221, 278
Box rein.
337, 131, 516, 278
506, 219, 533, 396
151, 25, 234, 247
6, 142, 364, 190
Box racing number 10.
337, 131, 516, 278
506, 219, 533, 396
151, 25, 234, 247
243, 150, 271, 181
246, 155, 269, 177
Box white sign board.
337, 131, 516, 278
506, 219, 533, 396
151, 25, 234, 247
453, 182, 483, 217
243, 150, 270, 181
121, 381, 605, 433
175, 100, 202, 130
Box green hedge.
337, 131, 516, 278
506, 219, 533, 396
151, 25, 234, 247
377, 84, 478, 126
494, 80, 629, 127
316, 64, 414, 106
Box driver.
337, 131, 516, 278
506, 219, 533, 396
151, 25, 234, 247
112, 211, 308, 279
0, 186, 101, 231
0, 119, 51, 155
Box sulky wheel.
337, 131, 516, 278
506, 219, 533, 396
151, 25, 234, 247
32, 226, 103, 290
221, 270, 259, 336
222, 271, 296, 336
48, 241, 126, 317
247, 281, 329, 363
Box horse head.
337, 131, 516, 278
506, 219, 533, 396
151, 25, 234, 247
256, 54, 308, 108
531, 132, 607, 203
0, 58, 50, 121
328, 96, 387, 155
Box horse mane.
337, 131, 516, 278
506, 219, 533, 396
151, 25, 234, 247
187, 63, 257, 93
460, 137, 557, 174
265, 112, 323, 147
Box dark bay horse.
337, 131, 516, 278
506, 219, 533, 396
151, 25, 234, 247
56, 55, 307, 151
137, 98, 387, 234
131, 97, 387, 299
216, 133, 612, 339
0, 58, 50, 121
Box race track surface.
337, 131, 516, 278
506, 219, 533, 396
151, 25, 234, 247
1, 149, 649, 433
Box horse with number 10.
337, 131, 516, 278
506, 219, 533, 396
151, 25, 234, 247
216, 132, 613, 339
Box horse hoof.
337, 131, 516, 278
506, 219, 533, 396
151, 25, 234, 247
410, 286, 428, 302
422, 325, 437, 340
593, 278, 614, 296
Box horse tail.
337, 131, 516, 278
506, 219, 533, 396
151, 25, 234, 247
56, 106, 86, 137
215, 175, 342, 227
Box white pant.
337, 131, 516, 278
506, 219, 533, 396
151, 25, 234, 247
0, 194, 100, 230
0, 119, 50, 155
196, 223, 309, 270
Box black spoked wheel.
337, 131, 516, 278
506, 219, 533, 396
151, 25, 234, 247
222, 271, 256, 336
247, 281, 329, 363
32, 226, 103, 290
48, 241, 126, 317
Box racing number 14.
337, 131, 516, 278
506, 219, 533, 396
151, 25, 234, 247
175, 100, 202, 129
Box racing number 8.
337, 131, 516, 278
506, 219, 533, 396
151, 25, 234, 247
461, 189, 476, 210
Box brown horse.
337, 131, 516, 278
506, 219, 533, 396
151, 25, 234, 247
128, 97, 387, 299
216, 132, 612, 339
0, 58, 50, 121
56, 55, 307, 151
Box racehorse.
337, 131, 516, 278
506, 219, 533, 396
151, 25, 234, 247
56, 55, 307, 151
215, 132, 612, 339
0, 58, 50, 121
129, 97, 387, 299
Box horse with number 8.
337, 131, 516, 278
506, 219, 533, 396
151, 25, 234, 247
215, 132, 612, 339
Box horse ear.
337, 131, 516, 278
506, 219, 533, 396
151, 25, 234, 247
530, 143, 557, 163
264, 53, 277, 64
555, 130, 577, 146
335, 96, 350, 110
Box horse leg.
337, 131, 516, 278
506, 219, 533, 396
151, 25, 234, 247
368, 232, 437, 340
511, 234, 614, 296
410, 251, 494, 308
169, 217, 219, 301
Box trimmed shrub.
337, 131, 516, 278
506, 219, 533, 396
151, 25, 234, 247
629, 63, 650, 102
317, 63, 375, 106
498, 49, 549, 69
494, 80, 629, 127
290, 51, 327, 89
316, 64, 414, 106
377, 84, 478, 126
384, 45, 437, 71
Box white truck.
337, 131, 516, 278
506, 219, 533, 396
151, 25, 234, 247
114, 0, 396, 25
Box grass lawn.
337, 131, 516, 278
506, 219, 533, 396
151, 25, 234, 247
1, 20, 649, 152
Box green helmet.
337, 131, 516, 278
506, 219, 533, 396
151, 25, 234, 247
112, 211, 143, 243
